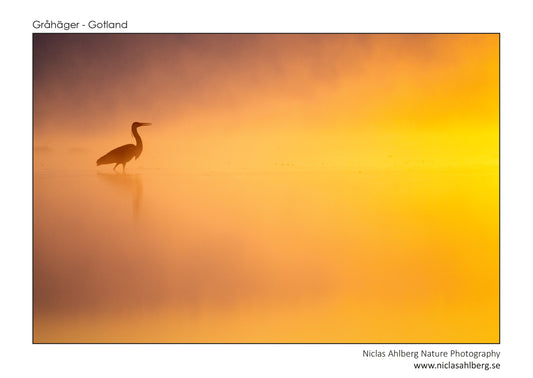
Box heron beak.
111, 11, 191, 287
139, 122, 152, 126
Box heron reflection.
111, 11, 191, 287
97, 173, 143, 218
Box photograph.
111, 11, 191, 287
33, 33, 499, 344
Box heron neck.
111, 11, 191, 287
132, 126, 143, 150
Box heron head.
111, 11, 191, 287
132, 122, 152, 128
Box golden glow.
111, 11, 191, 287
33, 34, 499, 342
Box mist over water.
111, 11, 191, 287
33, 160, 498, 342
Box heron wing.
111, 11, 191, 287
97, 144, 137, 165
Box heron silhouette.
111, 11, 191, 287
97, 122, 151, 173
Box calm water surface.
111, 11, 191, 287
33, 168, 498, 342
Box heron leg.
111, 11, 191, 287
122, 163, 126, 174
113, 163, 119, 171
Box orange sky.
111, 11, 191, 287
34, 34, 498, 173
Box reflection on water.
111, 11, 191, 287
97, 173, 143, 218
33, 168, 498, 342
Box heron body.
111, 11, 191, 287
97, 122, 151, 172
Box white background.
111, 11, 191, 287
2, 1, 530, 376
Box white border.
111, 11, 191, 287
4, 1, 531, 376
